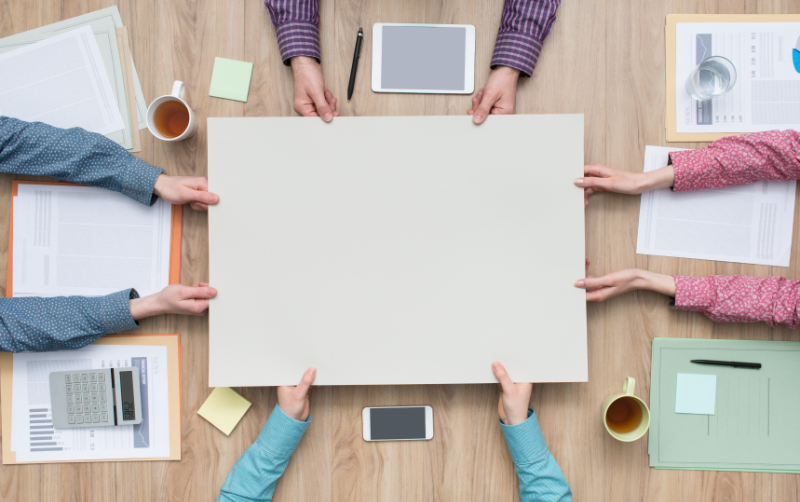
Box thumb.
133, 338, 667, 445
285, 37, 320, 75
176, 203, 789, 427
473, 90, 498, 124
182, 185, 219, 205
295, 367, 316, 398
574, 176, 614, 191
311, 90, 333, 122
182, 285, 217, 300
492, 362, 516, 395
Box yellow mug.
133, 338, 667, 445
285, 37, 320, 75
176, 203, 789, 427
601, 377, 650, 442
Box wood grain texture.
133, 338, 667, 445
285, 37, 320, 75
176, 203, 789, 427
0, 0, 799, 501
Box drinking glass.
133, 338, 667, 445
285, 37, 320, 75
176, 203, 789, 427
685, 56, 737, 101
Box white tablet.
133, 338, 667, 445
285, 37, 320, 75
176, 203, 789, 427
372, 23, 475, 95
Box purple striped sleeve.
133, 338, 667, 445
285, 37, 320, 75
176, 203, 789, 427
491, 0, 561, 77
265, 0, 321, 65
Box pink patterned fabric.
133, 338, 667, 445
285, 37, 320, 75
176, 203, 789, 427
670, 129, 800, 192
668, 130, 800, 327
673, 275, 800, 328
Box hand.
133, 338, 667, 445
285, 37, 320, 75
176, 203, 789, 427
129, 282, 217, 319
468, 66, 520, 125
278, 367, 316, 421
575, 164, 675, 207
492, 362, 532, 426
154, 175, 219, 211
574, 268, 676, 302
291, 56, 339, 122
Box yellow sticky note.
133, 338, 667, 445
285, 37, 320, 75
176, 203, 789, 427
197, 387, 252, 436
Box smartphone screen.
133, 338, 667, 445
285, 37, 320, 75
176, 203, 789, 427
370, 407, 427, 440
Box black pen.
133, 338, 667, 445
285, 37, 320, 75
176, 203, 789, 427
691, 359, 762, 369
348, 28, 363, 101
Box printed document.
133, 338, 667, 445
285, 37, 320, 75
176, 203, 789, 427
12, 184, 172, 298
10, 344, 170, 462
675, 22, 800, 133
636, 146, 796, 266
0, 25, 124, 135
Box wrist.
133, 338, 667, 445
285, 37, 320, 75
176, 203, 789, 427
640, 166, 675, 192
495, 65, 521, 81
638, 270, 677, 297
153, 174, 166, 197
129, 293, 164, 320
291, 56, 318, 71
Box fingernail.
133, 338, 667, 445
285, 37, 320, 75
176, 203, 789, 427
492, 362, 499, 371
309, 367, 316, 376
473, 114, 483, 123
323, 113, 332, 121
574, 178, 584, 186
574, 279, 585, 288
208, 194, 219, 203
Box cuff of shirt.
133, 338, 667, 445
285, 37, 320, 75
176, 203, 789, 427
95, 288, 141, 334
668, 150, 710, 192
276, 21, 321, 65
490, 31, 543, 77
672, 276, 713, 311
255, 403, 311, 457
500, 409, 550, 464
119, 157, 163, 206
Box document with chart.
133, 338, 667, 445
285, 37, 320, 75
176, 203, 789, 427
675, 22, 800, 134
9, 344, 170, 462
11, 183, 174, 298
636, 146, 796, 267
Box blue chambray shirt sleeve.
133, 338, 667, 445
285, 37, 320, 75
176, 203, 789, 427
0, 117, 163, 206
500, 409, 572, 502
218, 404, 311, 502
0, 289, 140, 352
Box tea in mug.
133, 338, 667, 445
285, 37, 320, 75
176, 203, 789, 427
605, 396, 643, 433
153, 100, 190, 138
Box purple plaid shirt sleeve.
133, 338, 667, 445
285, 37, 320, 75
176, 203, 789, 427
264, 0, 321, 65
491, 0, 561, 77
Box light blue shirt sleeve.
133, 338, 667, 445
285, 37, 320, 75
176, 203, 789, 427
0, 116, 163, 205
217, 404, 311, 502
500, 409, 572, 502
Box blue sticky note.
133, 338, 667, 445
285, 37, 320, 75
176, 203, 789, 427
675, 373, 716, 415
793, 48, 800, 74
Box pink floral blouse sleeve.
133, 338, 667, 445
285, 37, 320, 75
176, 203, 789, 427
669, 129, 800, 192
672, 275, 800, 328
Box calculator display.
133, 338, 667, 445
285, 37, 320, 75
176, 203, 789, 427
119, 371, 136, 421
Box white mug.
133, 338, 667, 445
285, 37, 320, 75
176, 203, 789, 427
146, 81, 197, 141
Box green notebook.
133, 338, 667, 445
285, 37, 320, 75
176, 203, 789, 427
649, 337, 800, 472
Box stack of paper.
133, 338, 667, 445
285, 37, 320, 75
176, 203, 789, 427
0, 335, 182, 464
10, 182, 181, 298
636, 145, 796, 266
0, 6, 147, 150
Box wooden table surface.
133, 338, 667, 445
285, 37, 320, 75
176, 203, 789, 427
2, 0, 800, 500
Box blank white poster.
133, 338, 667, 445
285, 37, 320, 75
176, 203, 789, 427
208, 115, 587, 386
637, 145, 796, 266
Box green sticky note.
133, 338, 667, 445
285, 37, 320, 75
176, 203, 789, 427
197, 387, 252, 435
209, 57, 254, 102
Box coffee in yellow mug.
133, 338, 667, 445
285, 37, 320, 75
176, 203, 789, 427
602, 377, 650, 442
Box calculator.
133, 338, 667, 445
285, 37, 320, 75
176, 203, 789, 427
49, 367, 143, 429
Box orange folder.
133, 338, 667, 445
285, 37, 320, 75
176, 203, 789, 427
6, 180, 182, 296
0, 333, 182, 464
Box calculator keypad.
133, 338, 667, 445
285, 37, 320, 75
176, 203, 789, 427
64, 371, 112, 427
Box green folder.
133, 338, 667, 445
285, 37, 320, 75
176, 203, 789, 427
649, 337, 800, 472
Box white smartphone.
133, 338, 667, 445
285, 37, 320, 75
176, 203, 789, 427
372, 23, 475, 94
362, 405, 434, 441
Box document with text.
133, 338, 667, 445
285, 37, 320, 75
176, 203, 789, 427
0, 25, 124, 135
12, 183, 172, 298
675, 22, 800, 133
10, 344, 170, 462
636, 145, 796, 266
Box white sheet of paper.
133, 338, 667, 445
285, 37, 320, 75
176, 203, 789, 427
675, 373, 717, 415
10, 344, 170, 462
0, 25, 124, 135
208, 115, 587, 387
675, 22, 800, 133
12, 184, 172, 298
636, 145, 796, 266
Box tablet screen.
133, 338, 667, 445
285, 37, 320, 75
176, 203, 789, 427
381, 26, 466, 91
